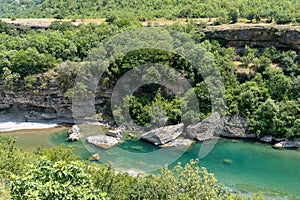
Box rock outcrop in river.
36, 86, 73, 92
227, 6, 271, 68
68, 125, 81, 141
87, 134, 121, 149
185, 112, 222, 141
160, 138, 194, 148
141, 123, 184, 145
273, 141, 300, 149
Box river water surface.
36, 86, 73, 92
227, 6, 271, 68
2, 126, 300, 199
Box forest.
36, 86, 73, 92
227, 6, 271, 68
0, 0, 300, 199
0, 19, 299, 140
0, 0, 300, 25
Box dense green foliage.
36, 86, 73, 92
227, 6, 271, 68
0, 136, 264, 199
0, 19, 299, 139
0, 0, 300, 25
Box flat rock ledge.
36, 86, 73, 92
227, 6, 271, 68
87, 134, 120, 149
273, 141, 300, 149
141, 123, 184, 145
160, 138, 194, 148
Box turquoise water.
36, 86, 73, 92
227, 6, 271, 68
49, 130, 300, 199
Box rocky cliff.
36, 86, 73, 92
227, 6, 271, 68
202, 24, 300, 57
0, 80, 72, 121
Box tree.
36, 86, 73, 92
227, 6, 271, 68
264, 68, 291, 101
278, 100, 300, 139
10, 159, 108, 200
1, 67, 20, 90
246, 11, 255, 23
249, 98, 282, 137
237, 80, 269, 116
229, 9, 239, 23
0, 136, 31, 179
240, 45, 259, 67
290, 75, 300, 99
54, 13, 64, 20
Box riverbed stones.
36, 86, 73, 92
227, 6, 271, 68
273, 141, 300, 149
87, 134, 120, 149
141, 123, 184, 145
68, 125, 80, 141
186, 112, 222, 141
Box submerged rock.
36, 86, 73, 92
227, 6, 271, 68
222, 158, 233, 165
273, 141, 300, 149
259, 135, 273, 143
141, 123, 184, 145
68, 125, 80, 141
186, 113, 222, 141
88, 153, 100, 161
160, 138, 194, 148
87, 134, 120, 149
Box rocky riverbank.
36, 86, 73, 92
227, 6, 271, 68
82, 112, 298, 150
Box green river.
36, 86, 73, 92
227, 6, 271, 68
3, 126, 300, 200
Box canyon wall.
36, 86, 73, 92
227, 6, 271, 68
202, 24, 300, 57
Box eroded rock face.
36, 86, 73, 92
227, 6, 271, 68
203, 25, 300, 57
186, 113, 222, 141
0, 81, 72, 121
141, 123, 184, 145
87, 134, 120, 149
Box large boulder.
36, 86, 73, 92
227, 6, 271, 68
68, 125, 80, 141
160, 138, 194, 148
87, 134, 120, 149
186, 113, 222, 141
220, 115, 256, 139
106, 129, 122, 139
141, 123, 184, 145
273, 141, 300, 149
259, 135, 273, 143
